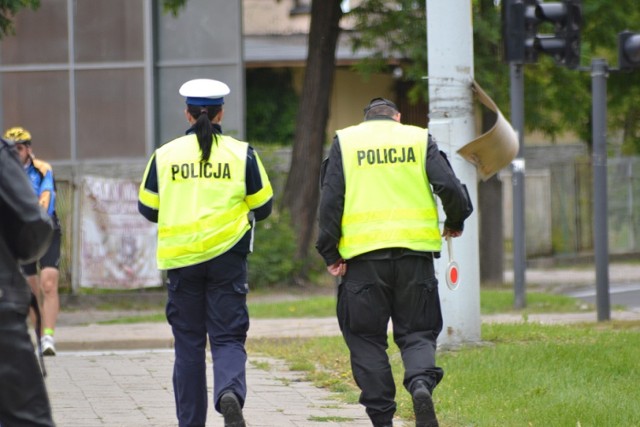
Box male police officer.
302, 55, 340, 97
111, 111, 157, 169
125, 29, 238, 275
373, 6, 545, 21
316, 98, 473, 427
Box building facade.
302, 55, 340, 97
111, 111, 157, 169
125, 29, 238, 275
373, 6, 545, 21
0, 0, 244, 164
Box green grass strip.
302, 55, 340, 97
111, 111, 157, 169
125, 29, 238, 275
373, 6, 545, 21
99, 290, 590, 324
248, 321, 640, 426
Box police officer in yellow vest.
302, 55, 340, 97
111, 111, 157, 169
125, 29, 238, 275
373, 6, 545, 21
138, 78, 273, 427
316, 98, 472, 427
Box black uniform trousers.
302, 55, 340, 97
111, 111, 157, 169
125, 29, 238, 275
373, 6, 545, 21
337, 252, 444, 426
0, 309, 55, 427
166, 251, 249, 427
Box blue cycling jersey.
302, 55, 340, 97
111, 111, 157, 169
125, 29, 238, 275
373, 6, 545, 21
25, 158, 57, 218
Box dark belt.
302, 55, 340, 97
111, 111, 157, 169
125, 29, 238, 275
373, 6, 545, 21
350, 248, 435, 262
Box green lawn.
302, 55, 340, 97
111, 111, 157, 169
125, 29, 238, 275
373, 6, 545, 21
99, 289, 591, 324
248, 321, 640, 426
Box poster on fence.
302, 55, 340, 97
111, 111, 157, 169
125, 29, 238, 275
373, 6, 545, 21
79, 175, 161, 289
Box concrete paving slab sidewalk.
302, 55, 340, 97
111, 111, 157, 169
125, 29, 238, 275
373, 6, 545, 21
46, 349, 380, 427
46, 350, 381, 427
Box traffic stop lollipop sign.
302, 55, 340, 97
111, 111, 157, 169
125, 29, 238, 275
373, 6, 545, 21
445, 236, 460, 291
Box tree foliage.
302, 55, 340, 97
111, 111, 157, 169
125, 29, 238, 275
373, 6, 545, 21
349, 0, 640, 154
0, 0, 39, 38
348, 1, 428, 104
161, 0, 187, 16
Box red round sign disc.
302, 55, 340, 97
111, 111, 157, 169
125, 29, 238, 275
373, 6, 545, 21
446, 261, 460, 290
449, 266, 458, 284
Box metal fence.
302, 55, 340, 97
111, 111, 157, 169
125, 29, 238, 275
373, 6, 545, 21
549, 157, 640, 256
502, 156, 640, 258
606, 157, 640, 253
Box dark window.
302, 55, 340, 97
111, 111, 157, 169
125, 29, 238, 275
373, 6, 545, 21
396, 81, 428, 128
290, 0, 311, 15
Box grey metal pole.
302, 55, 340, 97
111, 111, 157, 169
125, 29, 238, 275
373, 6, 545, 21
591, 58, 610, 321
510, 62, 526, 309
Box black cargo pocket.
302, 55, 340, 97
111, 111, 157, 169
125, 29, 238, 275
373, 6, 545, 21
232, 281, 249, 296
225, 280, 250, 335
344, 280, 386, 334
412, 277, 441, 330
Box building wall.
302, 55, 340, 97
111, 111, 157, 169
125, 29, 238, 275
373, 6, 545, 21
328, 69, 396, 136
0, 0, 245, 162
243, 0, 361, 36
243, 0, 310, 35
0, 0, 148, 161
155, 0, 245, 144
288, 66, 398, 143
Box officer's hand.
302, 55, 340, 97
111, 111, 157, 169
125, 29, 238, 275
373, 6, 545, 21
327, 259, 347, 277
442, 228, 462, 238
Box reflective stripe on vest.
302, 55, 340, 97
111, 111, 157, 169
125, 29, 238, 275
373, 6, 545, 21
154, 134, 250, 269
337, 120, 441, 259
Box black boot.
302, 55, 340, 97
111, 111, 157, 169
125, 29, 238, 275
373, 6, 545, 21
412, 380, 438, 427
220, 392, 246, 427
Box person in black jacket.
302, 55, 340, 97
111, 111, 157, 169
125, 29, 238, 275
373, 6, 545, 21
316, 98, 473, 427
0, 137, 55, 427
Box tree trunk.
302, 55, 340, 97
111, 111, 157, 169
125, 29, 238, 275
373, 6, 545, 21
478, 110, 504, 285
282, 0, 343, 274
479, 174, 504, 285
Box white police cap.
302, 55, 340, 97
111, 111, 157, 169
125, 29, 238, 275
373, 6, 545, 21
179, 79, 230, 106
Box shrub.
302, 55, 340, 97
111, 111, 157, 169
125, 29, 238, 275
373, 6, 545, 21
248, 209, 299, 289
246, 68, 299, 145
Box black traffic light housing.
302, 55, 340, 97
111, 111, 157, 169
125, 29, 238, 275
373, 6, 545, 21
503, 0, 582, 69
618, 31, 640, 70
502, 0, 538, 63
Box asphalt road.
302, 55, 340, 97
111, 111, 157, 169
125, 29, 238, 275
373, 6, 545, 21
566, 282, 640, 309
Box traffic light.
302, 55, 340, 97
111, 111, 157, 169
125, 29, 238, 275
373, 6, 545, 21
503, 0, 582, 69
534, 0, 581, 69
618, 31, 640, 70
502, 0, 538, 63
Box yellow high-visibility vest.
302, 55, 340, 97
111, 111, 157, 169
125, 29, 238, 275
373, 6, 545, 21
148, 134, 254, 269
337, 120, 441, 259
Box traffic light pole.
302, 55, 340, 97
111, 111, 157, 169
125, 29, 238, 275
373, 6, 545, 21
510, 63, 527, 309
503, 0, 611, 319
591, 58, 610, 321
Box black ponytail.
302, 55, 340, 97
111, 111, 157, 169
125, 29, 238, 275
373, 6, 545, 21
187, 104, 223, 162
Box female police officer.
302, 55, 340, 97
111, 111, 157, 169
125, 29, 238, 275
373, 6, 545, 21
138, 79, 273, 427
